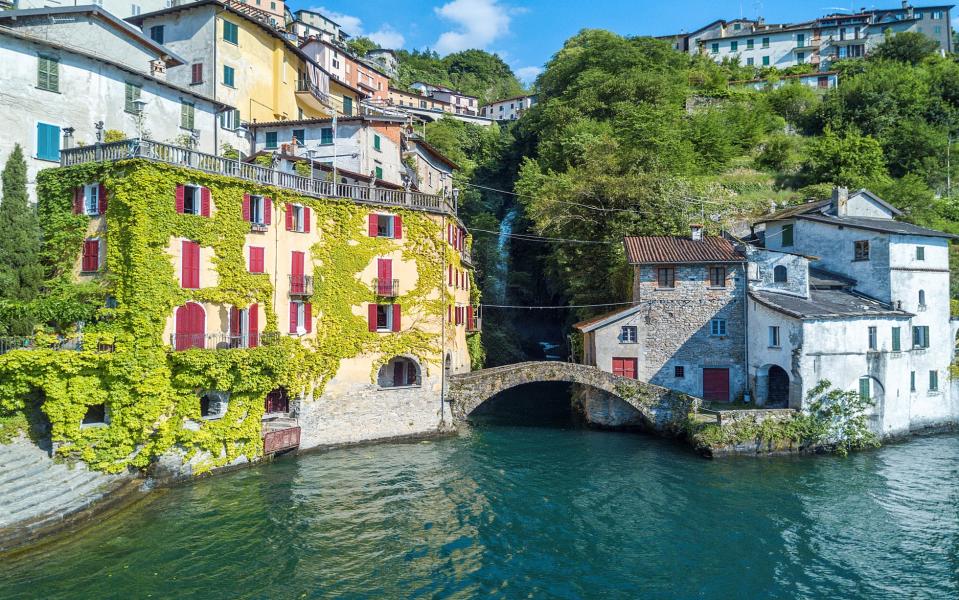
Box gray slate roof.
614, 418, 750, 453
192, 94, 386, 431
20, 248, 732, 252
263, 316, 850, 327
808, 267, 856, 289
750, 289, 913, 320
799, 214, 959, 240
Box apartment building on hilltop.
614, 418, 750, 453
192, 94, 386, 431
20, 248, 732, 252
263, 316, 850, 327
665, 3, 953, 70
301, 37, 390, 103
481, 95, 538, 121
0, 5, 225, 202
411, 82, 479, 116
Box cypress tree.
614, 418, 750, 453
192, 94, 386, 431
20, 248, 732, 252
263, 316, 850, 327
0, 144, 43, 335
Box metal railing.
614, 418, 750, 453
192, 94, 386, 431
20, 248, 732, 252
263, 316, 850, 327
60, 139, 455, 215
0, 335, 115, 355
168, 332, 280, 351
373, 278, 400, 297
296, 78, 332, 108
289, 274, 314, 296
461, 245, 472, 266
467, 305, 482, 333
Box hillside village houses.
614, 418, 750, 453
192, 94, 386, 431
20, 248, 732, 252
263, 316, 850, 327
411, 82, 480, 116
664, 2, 954, 71
0, 5, 225, 202
577, 188, 959, 438
481, 94, 538, 121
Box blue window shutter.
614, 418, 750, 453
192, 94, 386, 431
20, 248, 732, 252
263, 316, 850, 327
37, 122, 60, 161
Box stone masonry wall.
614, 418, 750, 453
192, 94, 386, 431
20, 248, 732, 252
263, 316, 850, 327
635, 263, 747, 400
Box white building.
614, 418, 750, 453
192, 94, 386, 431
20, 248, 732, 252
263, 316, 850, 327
0, 6, 225, 202
480, 94, 537, 121
10, 0, 169, 18
290, 8, 348, 44
732, 71, 839, 92
410, 82, 479, 116
671, 3, 953, 70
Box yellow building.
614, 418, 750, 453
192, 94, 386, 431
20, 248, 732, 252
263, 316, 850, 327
131, 0, 364, 140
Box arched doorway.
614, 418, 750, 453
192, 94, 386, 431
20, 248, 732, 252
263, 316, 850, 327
766, 365, 789, 407
378, 356, 421, 388
174, 302, 205, 350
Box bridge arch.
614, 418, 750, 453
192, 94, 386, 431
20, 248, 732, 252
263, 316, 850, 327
447, 362, 700, 433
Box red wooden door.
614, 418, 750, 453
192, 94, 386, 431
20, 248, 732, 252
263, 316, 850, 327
703, 368, 730, 402
291, 251, 305, 294
377, 258, 392, 294
175, 302, 204, 350
612, 357, 637, 379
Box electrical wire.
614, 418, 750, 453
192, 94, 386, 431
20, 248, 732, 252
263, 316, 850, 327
480, 302, 638, 309
469, 227, 615, 244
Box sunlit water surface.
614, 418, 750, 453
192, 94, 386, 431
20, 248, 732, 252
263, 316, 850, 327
2, 384, 959, 599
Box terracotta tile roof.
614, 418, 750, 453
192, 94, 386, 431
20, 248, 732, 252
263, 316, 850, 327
623, 236, 744, 265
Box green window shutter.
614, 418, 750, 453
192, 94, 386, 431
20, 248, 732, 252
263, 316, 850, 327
224, 20, 238, 44
265, 132, 277, 149
223, 66, 235, 87
38, 56, 58, 92
125, 83, 141, 113
375, 166, 383, 179
892, 327, 901, 352
181, 102, 195, 130
930, 370, 939, 391
321, 128, 333, 144
781, 224, 793, 246
374, 134, 381, 151
37, 122, 60, 161
343, 96, 353, 116
858, 377, 870, 401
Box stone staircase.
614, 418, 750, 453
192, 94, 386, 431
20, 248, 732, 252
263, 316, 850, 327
0, 437, 138, 551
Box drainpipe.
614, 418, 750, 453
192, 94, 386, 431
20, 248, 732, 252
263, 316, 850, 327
440, 213, 447, 425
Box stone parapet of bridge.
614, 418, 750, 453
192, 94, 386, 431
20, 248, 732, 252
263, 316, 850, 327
447, 361, 700, 433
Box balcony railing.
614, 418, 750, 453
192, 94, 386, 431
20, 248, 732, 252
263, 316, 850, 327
373, 278, 400, 297
169, 332, 279, 351
289, 275, 314, 296
296, 78, 332, 108
60, 139, 456, 216
461, 245, 472, 266
467, 305, 482, 333
0, 335, 116, 355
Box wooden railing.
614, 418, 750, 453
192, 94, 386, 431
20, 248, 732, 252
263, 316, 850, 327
60, 139, 456, 216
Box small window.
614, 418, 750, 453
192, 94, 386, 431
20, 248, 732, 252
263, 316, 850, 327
37, 55, 59, 92
621, 326, 638, 344
913, 325, 930, 349
343, 95, 353, 116
82, 403, 107, 426
709, 266, 726, 288
181, 101, 195, 130
84, 183, 100, 215
290, 204, 305, 232
223, 20, 239, 44
781, 224, 794, 247
930, 370, 939, 392
858, 377, 871, 401
249, 195, 265, 224
710, 319, 727, 337
919, 290, 926, 309
762, 55, 770, 66
223, 65, 235, 87
37, 122, 61, 161
375, 214, 396, 238
265, 132, 278, 149
376, 304, 393, 332
373, 134, 381, 151
746, 57, 754, 66
797, 51, 805, 64
674, 365, 685, 378
124, 82, 142, 113
191, 63, 203, 85
320, 127, 333, 145
291, 129, 305, 145
916, 246, 925, 261
219, 108, 240, 130
910, 371, 916, 392
746, 39, 754, 50
892, 327, 901, 352
183, 185, 201, 215
768, 326, 780, 347
773, 265, 787, 283
854, 240, 870, 261
711, 42, 719, 54
762, 37, 770, 48
656, 267, 676, 289
868, 326, 877, 351
375, 166, 383, 180
150, 25, 164, 44
730, 41, 738, 52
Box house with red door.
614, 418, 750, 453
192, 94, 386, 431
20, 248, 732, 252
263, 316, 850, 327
574, 225, 748, 403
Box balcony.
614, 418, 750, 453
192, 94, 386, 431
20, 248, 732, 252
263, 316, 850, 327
373, 278, 400, 297
289, 274, 314, 296
60, 139, 455, 216
169, 332, 279, 351
460, 245, 472, 266
467, 305, 482, 333
296, 78, 333, 115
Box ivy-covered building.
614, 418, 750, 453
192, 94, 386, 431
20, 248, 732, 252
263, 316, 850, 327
0, 137, 479, 477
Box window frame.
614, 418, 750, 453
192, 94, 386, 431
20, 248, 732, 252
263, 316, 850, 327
375, 304, 394, 332
222, 65, 236, 88
621, 325, 638, 344
223, 19, 239, 45
320, 127, 334, 145
916, 246, 925, 261
773, 265, 788, 283
710, 318, 727, 337
708, 266, 726, 288
375, 214, 395, 238
656, 267, 676, 289
913, 325, 930, 349
182, 184, 202, 216
249, 195, 265, 225
929, 370, 939, 392
265, 131, 278, 149
124, 82, 142, 114
37, 54, 60, 93
854, 240, 870, 261
84, 183, 100, 216
768, 325, 780, 348
180, 101, 195, 130
892, 327, 901, 352
868, 326, 877, 351
781, 223, 794, 247
674, 365, 685, 378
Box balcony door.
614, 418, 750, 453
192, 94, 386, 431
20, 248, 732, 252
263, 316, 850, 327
175, 302, 205, 350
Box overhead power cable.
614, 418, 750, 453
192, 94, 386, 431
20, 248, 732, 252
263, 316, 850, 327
469, 227, 614, 244
480, 302, 638, 309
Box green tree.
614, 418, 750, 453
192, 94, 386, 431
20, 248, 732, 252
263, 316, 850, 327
764, 82, 821, 130
0, 145, 43, 335
871, 30, 941, 65
346, 36, 379, 58
804, 127, 888, 188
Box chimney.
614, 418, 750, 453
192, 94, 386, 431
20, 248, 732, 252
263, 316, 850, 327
691, 224, 704, 241
150, 59, 167, 80
832, 186, 849, 216
62, 127, 75, 150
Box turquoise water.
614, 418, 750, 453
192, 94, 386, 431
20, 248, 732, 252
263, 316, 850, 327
2, 388, 959, 599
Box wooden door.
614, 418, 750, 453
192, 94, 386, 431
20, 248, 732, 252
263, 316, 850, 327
291, 251, 305, 294
703, 368, 730, 402
377, 258, 392, 295
612, 357, 637, 379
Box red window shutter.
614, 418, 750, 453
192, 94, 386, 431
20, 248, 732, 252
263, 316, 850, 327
82, 239, 99, 272
175, 185, 185, 214
289, 302, 298, 334
377, 258, 392, 292
448, 304, 452, 323
368, 303, 377, 332
242, 193, 251, 222
393, 215, 402, 239
98, 184, 108, 214
368, 214, 378, 237
303, 207, 311, 233
291, 251, 304, 293
305, 302, 312, 333
448, 265, 453, 286
467, 306, 474, 330
285, 204, 294, 231
392, 304, 401, 332
264, 197, 272, 225
248, 246, 261, 272
72, 187, 83, 214
182, 241, 199, 288
447, 224, 452, 244
230, 306, 241, 337
200, 187, 211, 217
249, 304, 259, 347
192, 63, 202, 84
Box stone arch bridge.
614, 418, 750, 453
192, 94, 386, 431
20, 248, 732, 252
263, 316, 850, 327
447, 362, 700, 433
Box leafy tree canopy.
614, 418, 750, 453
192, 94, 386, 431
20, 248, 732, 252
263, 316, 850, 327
395, 49, 526, 104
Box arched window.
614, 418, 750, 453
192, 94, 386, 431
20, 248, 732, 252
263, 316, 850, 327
919, 290, 926, 308
378, 356, 421, 388
773, 265, 787, 283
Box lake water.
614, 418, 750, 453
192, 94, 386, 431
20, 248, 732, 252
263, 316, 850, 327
2, 384, 959, 599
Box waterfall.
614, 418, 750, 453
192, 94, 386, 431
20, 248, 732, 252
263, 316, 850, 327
490, 208, 518, 304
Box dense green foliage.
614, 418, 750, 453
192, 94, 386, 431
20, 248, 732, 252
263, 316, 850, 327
395, 49, 526, 104
346, 36, 379, 58
0, 145, 42, 335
